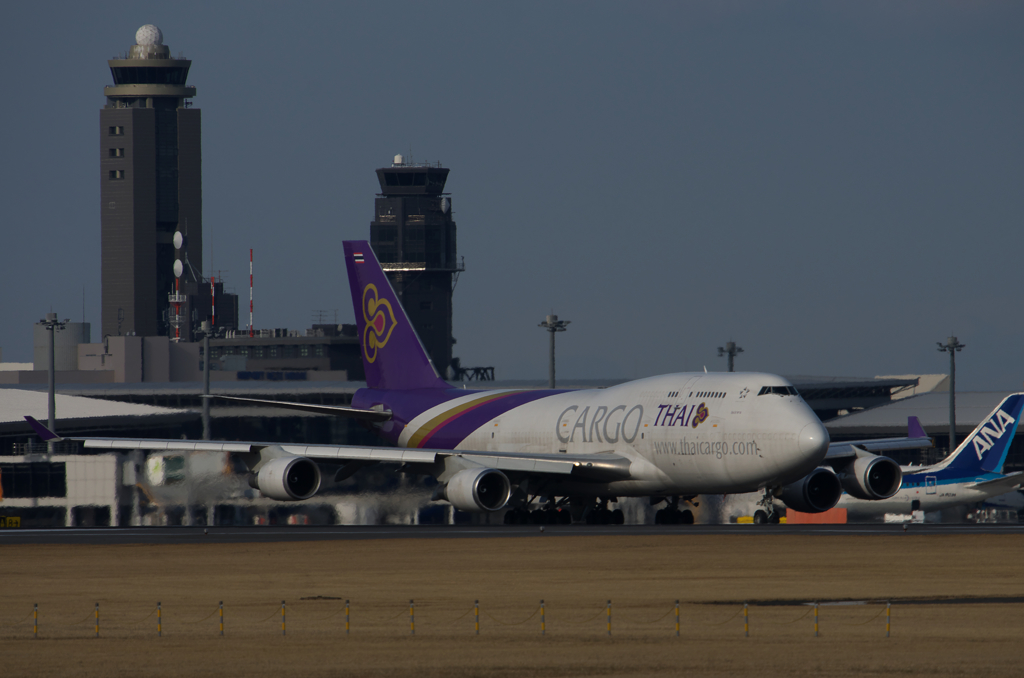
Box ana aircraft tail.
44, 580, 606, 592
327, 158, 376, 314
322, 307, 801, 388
936, 393, 1024, 476
343, 241, 448, 391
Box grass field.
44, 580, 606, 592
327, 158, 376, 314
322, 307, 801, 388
2, 532, 1022, 677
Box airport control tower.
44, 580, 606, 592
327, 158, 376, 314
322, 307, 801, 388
99, 25, 202, 338
370, 156, 463, 378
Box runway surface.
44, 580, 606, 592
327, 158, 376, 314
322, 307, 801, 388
2, 522, 1023, 545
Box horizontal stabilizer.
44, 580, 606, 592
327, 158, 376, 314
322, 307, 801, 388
967, 472, 1024, 492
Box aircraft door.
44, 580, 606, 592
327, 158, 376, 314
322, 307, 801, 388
925, 476, 937, 495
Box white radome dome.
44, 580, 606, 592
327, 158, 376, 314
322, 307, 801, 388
135, 25, 164, 46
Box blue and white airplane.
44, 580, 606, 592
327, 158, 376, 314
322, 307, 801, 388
833, 394, 1024, 520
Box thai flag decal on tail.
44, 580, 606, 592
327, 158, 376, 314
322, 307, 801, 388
354, 252, 364, 264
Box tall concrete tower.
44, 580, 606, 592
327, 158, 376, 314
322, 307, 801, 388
370, 156, 462, 378
100, 25, 202, 339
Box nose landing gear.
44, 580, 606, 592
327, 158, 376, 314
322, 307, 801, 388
753, 488, 781, 525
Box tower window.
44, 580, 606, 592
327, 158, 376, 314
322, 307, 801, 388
108, 126, 124, 136
109, 170, 125, 180
109, 148, 124, 158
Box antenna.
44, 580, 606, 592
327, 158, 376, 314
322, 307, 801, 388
249, 248, 254, 338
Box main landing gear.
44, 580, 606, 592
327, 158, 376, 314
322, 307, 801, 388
583, 499, 625, 525
653, 496, 696, 525
752, 488, 781, 525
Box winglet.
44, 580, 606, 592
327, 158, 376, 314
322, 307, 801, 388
24, 416, 63, 442
908, 416, 927, 439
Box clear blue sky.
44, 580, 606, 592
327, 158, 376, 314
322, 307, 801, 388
1, 2, 1021, 389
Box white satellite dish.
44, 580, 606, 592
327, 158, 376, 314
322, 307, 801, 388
173, 259, 184, 278
173, 231, 184, 250
440, 198, 450, 214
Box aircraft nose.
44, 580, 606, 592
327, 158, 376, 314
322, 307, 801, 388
799, 421, 830, 459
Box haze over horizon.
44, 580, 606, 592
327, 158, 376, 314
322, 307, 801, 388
2, 2, 1021, 390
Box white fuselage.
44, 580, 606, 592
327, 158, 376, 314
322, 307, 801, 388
838, 472, 1008, 518
397, 373, 830, 497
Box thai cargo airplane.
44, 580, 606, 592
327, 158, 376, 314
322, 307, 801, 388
27, 241, 907, 525
830, 394, 1024, 521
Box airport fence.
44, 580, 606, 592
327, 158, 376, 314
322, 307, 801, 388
0, 598, 901, 640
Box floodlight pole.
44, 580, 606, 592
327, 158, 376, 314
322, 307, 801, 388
717, 341, 744, 372
937, 336, 965, 453
40, 313, 67, 457
201, 320, 212, 440
539, 315, 570, 389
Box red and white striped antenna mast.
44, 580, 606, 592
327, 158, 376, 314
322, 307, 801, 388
249, 248, 254, 337
210, 275, 216, 329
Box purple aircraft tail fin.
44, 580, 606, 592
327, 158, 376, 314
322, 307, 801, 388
908, 416, 927, 439
343, 241, 448, 391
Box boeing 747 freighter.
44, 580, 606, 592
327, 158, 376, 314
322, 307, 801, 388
28, 241, 904, 524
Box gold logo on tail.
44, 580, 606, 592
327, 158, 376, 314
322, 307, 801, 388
362, 284, 396, 363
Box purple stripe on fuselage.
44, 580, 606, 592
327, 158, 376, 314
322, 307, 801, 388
352, 387, 573, 448
419, 389, 571, 449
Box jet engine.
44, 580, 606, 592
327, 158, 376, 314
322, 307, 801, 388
778, 466, 842, 514
255, 456, 321, 501
836, 455, 902, 500
444, 468, 511, 512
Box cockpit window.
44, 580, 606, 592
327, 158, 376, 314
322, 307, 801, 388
758, 386, 799, 396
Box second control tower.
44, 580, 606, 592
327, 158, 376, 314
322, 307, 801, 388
370, 156, 463, 378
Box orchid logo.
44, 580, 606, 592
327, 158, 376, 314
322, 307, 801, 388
362, 284, 396, 364
691, 403, 709, 429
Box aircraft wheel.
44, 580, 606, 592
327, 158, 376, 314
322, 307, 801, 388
503, 510, 516, 525
679, 509, 694, 525
654, 509, 664, 525
612, 509, 625, 525
768, 511, 781, 525
753, 510, 768, 525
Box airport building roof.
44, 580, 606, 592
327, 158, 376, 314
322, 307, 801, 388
0, 388, 197, 443
825, 391, 1017, 438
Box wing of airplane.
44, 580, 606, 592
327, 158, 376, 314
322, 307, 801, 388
824, 414, 933, 461
25, 415, 632, 511
824, 436, 934, 460
202, 395, 392, 422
